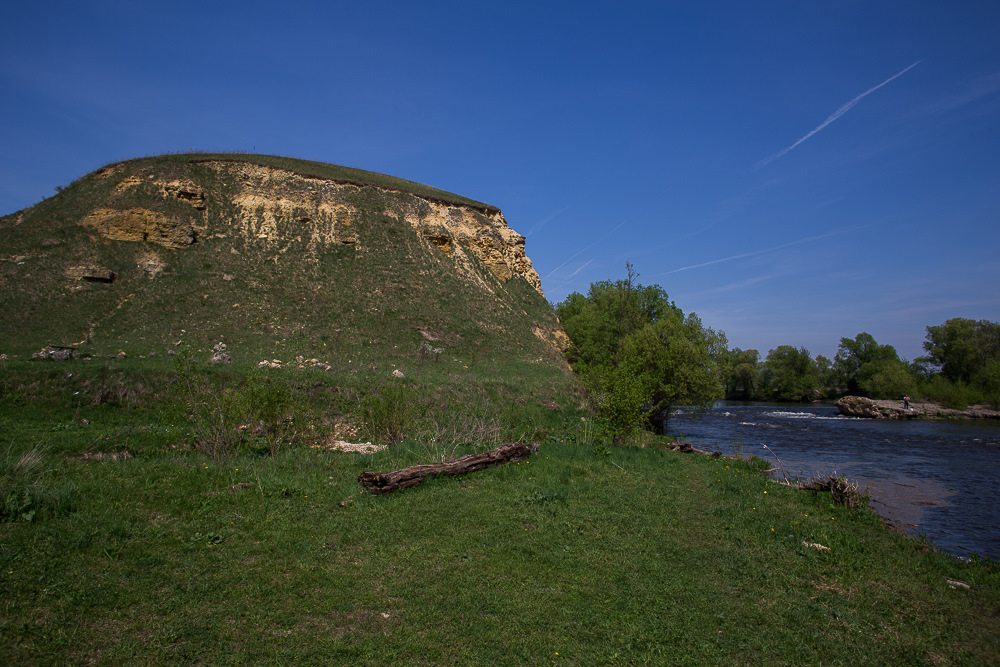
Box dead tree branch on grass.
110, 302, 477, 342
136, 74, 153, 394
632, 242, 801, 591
358, 442, 538, 495
669, 442, 722, 457
797, 475, 866, 510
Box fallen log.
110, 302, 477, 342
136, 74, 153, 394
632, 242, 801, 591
358, 442, 539, 495
669, 442, 722, 458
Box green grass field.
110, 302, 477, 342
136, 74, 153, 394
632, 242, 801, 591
2, 359, 998, 665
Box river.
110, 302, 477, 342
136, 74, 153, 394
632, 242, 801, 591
667, 401, 1000, 561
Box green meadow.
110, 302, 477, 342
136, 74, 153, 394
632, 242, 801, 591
2, 358, 998, 665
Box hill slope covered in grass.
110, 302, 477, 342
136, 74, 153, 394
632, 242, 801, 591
0, 153, 567, 367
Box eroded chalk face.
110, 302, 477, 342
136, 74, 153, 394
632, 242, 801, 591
85, 161, 546, 298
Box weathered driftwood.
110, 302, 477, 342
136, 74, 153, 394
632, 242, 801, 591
796, 475, 865, 509
669, 442, 722, 458
358, 442, 538, 495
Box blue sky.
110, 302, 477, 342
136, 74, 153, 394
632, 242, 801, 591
2, 1, 998, 361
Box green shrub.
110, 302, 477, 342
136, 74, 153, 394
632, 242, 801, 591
973, 360, 1000, 409
184, 372, 300, 459
585, 363, 650, 447
417, 341, 443, 362
919, 376, 981, 410
360, 382, 422, 444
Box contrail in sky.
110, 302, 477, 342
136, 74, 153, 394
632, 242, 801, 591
526, 206, 568, 237
565, 258, 594, 279
757, 61, 922, 168
658, 230, 848, 275
542, 220, 628, 281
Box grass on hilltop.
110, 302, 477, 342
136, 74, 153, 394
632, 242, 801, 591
14, 152, 495, 217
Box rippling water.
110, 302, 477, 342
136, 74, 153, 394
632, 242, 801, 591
667, 401, 1000, 561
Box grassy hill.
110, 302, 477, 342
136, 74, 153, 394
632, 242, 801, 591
0, 153, 565, 366
1, 155, 998, 664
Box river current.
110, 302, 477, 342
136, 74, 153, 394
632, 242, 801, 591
667, 402, 1000, 561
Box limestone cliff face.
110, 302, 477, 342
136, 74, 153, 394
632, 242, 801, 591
80, 208, 198, 248
409, 198, 541, 294
84, 161, 545, 297
82, 174, 209, 247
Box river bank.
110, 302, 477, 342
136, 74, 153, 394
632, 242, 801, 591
668, 401, 1000, 561
835, 395, 1000, 420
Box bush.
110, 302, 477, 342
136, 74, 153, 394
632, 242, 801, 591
360, 383, 422, 444
89, 365, 146, 407
919, 376, 981, 410
973, 360, 1000, 409
585, 363, 651, 447
185, 373, 299, 459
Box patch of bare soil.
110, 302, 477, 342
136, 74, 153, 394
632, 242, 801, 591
76, 450, 133, 462
204, 482, 254, 497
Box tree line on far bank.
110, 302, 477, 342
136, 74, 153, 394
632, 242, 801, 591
555, 266, 1000, 443
723, 319, 1000, 409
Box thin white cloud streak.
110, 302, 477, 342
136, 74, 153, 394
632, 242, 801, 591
688, 271, 783, 297
541, 219, 629, 281
757, 61, 922, 168
546, 260, 597, 295
565, 258, 594, 279
657, 229, 849, 276
526, 206, 568, 237
913, 71, 1000, 119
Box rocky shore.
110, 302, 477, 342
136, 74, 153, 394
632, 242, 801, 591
835, 395, 1000, 420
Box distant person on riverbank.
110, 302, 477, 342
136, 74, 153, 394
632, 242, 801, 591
903, 395, 910, 410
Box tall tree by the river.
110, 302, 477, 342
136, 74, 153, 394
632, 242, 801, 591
556, 264, 726, 443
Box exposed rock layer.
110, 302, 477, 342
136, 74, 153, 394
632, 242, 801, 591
214, 162, 544, 295
835, 395, 1000, 420
80, 208, 197, 248
80, 161, 544, 296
